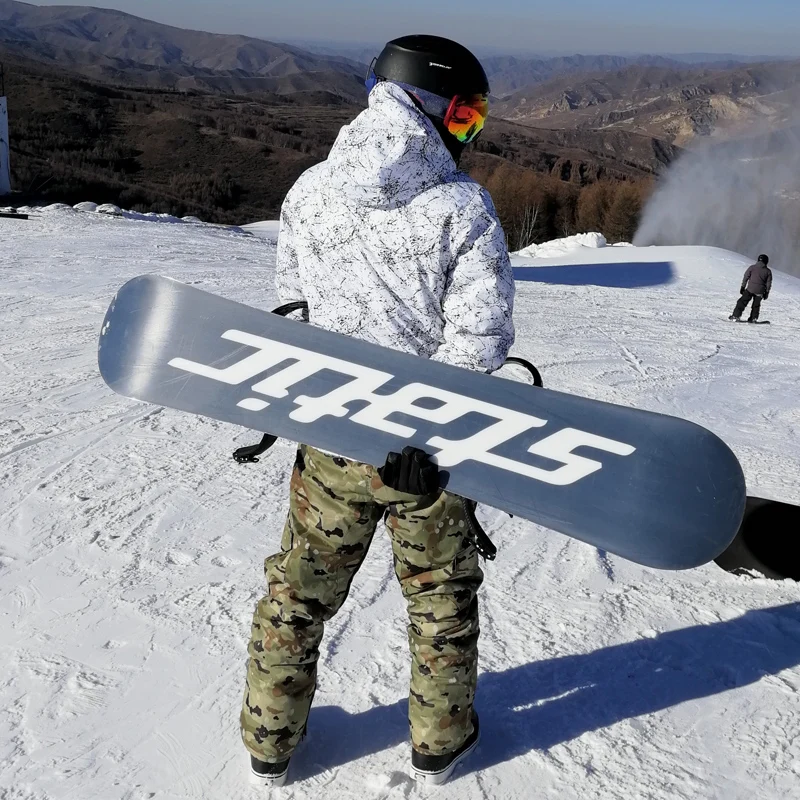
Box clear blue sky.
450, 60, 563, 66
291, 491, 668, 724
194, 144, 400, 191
26, 0, 800, 56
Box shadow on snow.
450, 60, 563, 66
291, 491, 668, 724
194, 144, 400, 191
512, 261, 676, 288
298, 603, 800, 779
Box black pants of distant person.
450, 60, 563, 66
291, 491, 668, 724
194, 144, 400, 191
732, 290, 762, 321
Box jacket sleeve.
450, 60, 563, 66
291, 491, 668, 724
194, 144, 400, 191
431, 189, 515, 372
275, 202, 304, 305
766, 269, 773, 294
741, 265, 752, 290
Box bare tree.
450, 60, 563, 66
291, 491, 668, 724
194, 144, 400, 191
515, 203, 540, 251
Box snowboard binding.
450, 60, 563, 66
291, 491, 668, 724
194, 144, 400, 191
231, 301, 309, 463
233, 433, 278, 463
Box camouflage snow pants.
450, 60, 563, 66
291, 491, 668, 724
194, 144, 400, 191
241, 445, 483, 763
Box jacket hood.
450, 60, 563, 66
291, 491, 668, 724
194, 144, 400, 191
324, 82, 459, 210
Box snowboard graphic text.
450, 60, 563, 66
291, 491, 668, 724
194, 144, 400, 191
169, 329, 637, 486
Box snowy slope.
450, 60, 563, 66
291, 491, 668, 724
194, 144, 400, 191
1, 207, 799, 800
241, 220, 281, 243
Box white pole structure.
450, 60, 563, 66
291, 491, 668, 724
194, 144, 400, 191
0, 63, 9, 195
0, 90, 10, 195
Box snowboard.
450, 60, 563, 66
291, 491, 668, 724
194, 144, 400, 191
98, 275, 747, 570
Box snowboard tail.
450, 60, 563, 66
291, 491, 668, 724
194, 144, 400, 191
99, 276, 746, 570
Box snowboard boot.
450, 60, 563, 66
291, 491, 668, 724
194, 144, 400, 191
250, 755, 290, 788
411, 714, 480, 785
729, 315, 741, 322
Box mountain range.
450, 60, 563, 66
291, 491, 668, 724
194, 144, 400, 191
0, 0, 366, 101
0, 1, 685, 190
3, 0, 800, 149
2, 0, 800, 242
493, 61, 800, 146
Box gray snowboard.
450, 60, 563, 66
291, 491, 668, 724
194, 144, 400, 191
98, 275, 746, 570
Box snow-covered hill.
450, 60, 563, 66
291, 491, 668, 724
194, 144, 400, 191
1, 206, 799, 800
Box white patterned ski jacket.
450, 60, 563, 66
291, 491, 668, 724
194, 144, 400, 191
276, 81, 515, 372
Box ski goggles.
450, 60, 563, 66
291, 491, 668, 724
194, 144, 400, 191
365, 63, 489, 144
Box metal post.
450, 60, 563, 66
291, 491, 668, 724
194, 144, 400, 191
0, 63, 10, 195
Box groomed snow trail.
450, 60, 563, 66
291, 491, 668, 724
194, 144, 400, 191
1, 208, 799, 800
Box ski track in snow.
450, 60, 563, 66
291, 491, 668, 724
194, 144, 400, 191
1, 208, 800, 799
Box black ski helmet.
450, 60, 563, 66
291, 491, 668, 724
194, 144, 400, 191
371, 35, 489, 162
758, 254, 769, 265
372, 35, 490, 100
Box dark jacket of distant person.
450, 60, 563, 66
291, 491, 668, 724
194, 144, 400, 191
741, 261, 772, 298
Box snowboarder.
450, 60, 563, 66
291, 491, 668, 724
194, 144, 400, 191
730, 254, 772, 323
241, 35, 515, 787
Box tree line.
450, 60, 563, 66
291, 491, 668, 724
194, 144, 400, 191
468, 160, 653, 250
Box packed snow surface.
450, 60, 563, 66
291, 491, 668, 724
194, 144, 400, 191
1, 208, 800, 800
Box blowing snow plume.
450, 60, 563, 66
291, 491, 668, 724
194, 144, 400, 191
635, 126, 800, 278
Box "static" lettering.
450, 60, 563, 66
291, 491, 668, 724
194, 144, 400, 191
169, 330, 636, 486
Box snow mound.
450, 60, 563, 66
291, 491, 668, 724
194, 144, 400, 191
70, 202, 206, 226
121, 210, 185, 224
41, 202, 75, 213
510, 240, 800, 296
514, 232, 607, 258
242, 219, 280, 242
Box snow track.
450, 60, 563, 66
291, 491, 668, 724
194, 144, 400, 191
1, 208, 799, 799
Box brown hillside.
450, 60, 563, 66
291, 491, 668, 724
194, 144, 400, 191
494, 62, 800, 146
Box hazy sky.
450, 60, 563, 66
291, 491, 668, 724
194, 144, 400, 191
24, 0, 800, 56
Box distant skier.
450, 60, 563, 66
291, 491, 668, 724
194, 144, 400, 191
730, 254, 772, 323
240, 36, 514, 787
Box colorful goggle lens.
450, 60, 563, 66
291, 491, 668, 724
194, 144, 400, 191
365, 64, 488, 145
443, 94, 489, 144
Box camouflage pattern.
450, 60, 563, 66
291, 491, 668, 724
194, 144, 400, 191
241, 445, 482, 763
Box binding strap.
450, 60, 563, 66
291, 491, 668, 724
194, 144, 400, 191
461, 497, 498, 561
503, 356, 544, 388
233, 433, 278, 464
231, 300, 308, 465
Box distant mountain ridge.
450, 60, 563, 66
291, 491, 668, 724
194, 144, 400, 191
0, 0, 367, 99
494, 61, 800, 145
0, 0, 688, 211
7, 0, 798, 218
483, 54, 684, 95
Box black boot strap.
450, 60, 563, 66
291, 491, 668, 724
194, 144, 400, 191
461, 497, 498, 561
233, 434, 278, 464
